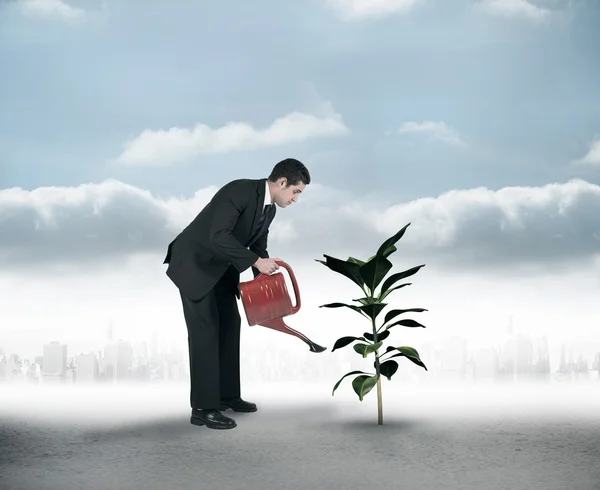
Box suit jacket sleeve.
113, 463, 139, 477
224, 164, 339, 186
209, 183, 259, 273
249, 228, 269, 279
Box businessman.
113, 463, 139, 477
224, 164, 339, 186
163, 158, 311, 430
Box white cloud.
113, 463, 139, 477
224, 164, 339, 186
478, 0, 551, 21
115, 108, 349, 166
2, 179, 600, 358
397, 120, 466, 147
326, 0, 424, 20
572, 139, 600, 167
18, 0, 85, 21
1, 178, 599, 276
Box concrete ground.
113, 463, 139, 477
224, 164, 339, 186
1, 381, 599, 490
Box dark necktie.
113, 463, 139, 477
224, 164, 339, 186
247, 204, 272, 246
257, 204, 272, 230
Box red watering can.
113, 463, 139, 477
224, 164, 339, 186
239, 260, 326, 353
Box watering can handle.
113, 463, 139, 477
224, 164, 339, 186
273, 260, 301, 314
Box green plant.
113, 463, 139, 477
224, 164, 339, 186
315, 222, 428, 425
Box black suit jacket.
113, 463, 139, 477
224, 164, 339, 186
163, 178, 276, 301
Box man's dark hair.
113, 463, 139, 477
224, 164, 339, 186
268, 158, 311, 187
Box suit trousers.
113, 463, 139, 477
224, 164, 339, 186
179, 277, 241, 410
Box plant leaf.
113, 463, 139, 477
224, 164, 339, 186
358, 256, 393, 293
385, 346, 428, 371
319, 302, 367, 318
331, 336, 366, 352
332, 370, 373, 396
315, 255, 365, 290
352, 375, 378, 401
363, 330, 390, 342
390, 345, 420, 357
379, 265, 425, 296
353, 343, 369, 356
374, 223, 411, 260
385, 319, 427, 330
376, 360, 399, 381
358, 303, 388, 322
378, 282, 412, 302
370, 341, 383, 354
353, 341, 382, 358
351, 296, 376, 306
383, 308, 428, 326
347, 257, 365, 265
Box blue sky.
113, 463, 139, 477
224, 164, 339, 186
2, 0, 599, 202
1, 0, 600, 356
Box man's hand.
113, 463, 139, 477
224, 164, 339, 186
254, 257, 282, 275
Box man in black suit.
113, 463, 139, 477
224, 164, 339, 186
163, 158, 311, 430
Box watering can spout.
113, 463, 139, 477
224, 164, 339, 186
259, 318, 327, 353
308, 340, 327, 353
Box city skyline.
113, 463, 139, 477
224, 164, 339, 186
3, 321, 599, 387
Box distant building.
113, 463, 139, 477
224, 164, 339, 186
530, 336, 550, 380
76, 353, 99, 383
42, 342, 67, 384
441, 337, 468, 382
0, 357, 6, 381
103, 340, 133, 382
472, 347, 499, 382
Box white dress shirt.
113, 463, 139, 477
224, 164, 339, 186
264, 179, 272, 207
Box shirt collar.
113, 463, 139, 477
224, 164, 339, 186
264, 179, 272, 207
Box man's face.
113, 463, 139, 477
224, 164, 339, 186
273, 178, 305, 208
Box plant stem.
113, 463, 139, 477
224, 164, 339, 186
365, 284, 383, 425
376, 376, 382, 425
372, 317, 383, 425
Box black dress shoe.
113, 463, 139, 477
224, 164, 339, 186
191, 409, 237, 429
219, 397, 257, 412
